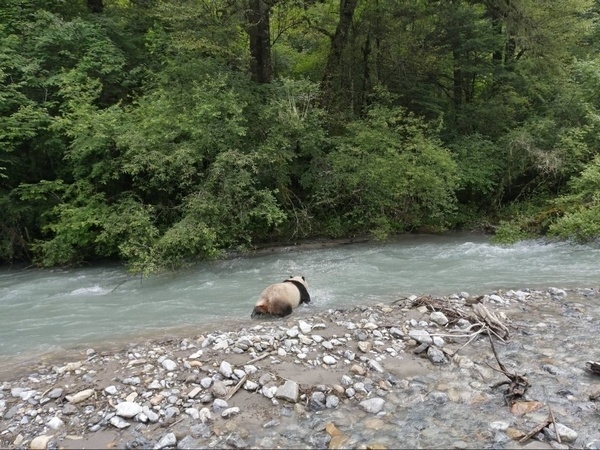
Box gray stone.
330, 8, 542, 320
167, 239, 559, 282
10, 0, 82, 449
200, 377, 213, 388
177, 436, 200, 450
359, 397, 385, 414
276, 380, 299, 403
225, 433, 247, 449
326, 395, 340, 408
122, 377, 141, 385
47, 388, 64, 399
110, 416, 130, 429
430, 311, 449, 325
154, 432, 177, 449
104, 385, 118, 395
543, 423, 578, 443
427, 346, 448, 364
368, 359, 384, 373
409, 329, 432, 345
219, 361, 233, 378
212, 398, 228, 412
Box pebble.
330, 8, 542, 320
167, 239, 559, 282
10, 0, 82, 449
115, 401, 142, 418
275, 380, 299, 403
161, 359, 177, 371
359, 397, 385, 414
323, 355, 337, 365
155, 432, 177, 449
29, 435, 54, 449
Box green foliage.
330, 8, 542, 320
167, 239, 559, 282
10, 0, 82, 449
310, 103, 458, 238
3, 0, 600, 272
490, 220, 535, 245
548, 155, 600, 243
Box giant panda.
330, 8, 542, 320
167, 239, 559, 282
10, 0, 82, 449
251, 276, 311, 318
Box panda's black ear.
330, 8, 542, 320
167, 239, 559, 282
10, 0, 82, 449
302, 276, 306, 281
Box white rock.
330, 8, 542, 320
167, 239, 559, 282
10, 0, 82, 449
221, 407, 240, 418
161, 359, 177, 371
104, 385, 118, 395
323, 355, 337, 365
109, 416, 130, 429
29, 435, 54, 449
188, 350, 203, 359
200, 377, 213, 388
489, 421, 509, 431
68, 389, 95, 404
47, 417, 64, 430
298, 320, 312, 334
213, 340, 228, 350
546, 423, 578, 442
433, 336, 445, 347
243, 365, 258, 374
116, 401, 143, 418
286, 327, 299, 338
244, 380, 259, 391
430, 311, 449, 326
199, 407, 212, 423
359, 397, 385, 414
147, 380, 162, 390
185, 408, 200, 420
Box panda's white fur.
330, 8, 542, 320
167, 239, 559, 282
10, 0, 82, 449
251, 276, 310, 318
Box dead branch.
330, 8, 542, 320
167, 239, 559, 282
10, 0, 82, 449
487, 334, 530, 406
246, 350, 276, 365
225, 374, 248, 401
519, 405, 558, 444
519, 416, 552, 443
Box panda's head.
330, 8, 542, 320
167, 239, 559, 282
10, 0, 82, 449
286, 275, 308, 290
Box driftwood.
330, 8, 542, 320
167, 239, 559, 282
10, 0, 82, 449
519, 405, 560, 444
412, 295, 511, 344
225, 374, 248, 401
486, 334, 530, 406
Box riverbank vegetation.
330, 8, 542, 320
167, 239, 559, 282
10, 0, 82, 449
2, 0, 599, 274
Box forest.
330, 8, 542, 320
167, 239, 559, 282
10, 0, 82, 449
1, 0, 599, 274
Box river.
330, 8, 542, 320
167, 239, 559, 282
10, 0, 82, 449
0, 233, 598, 363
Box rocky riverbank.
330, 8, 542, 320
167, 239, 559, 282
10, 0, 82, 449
1, 287, 600, 449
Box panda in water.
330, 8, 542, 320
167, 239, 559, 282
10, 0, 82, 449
251, 275, 311, 318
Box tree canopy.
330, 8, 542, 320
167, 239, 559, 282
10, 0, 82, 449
1, 0, 598, 273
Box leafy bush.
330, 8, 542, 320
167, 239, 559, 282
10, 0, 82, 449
548, 155, 600, 243
309, 104, 458, 237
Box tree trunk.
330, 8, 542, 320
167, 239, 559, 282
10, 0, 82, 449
87, 0, 104, 13
321, 0, 360, 110
246, 0, 273, 84
452, 50, 463, 110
